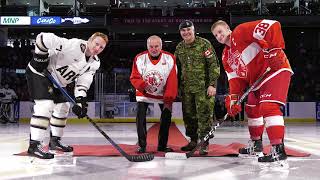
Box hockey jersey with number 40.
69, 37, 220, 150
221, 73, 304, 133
28, 33, 100, 98
222, 19, 293, 95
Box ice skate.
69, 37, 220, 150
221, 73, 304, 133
239, 139, 264, 158
49, 135, 73, 155
28, 140, 54, 159
258, 143, 289, 169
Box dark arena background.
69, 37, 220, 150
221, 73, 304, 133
0, 0, 320, 179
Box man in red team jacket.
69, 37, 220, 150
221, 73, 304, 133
130, 35, 178, 153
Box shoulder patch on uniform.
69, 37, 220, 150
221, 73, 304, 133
80, 43, 86, 53
204, 48, 213, 58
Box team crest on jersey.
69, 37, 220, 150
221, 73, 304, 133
80, 43, 86, 53
144, 70, 164, 93
227, 50, 247, 78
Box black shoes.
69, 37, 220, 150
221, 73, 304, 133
181, 141, 197, 151
49, 136, 73, 152
157, 147, 174, 152
258, 143, 287, 162
137, 146, 173, 153
199, 141, 209, 156
28, 140, 54, 159
136, 146, 146, 153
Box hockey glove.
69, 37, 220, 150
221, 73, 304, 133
72, 96, 88, 118
225, 94, 241, 117
263, 48, 286, 71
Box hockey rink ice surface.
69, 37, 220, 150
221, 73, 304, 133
0, 122, 320, 180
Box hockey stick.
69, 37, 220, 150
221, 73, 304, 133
165, 67, 271, 160
46, 72, 154, 162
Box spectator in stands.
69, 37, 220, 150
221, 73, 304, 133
0, 83, 18, 123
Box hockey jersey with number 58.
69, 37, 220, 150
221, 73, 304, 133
222, 19, 293, 95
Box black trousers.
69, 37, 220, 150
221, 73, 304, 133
136, 102, 172, 149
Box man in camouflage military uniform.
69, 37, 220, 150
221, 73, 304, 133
174, 20, 220, 155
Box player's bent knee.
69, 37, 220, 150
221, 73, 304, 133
52, 102, 71, 118
33, 100, 55, 118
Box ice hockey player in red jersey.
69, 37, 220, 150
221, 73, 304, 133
211, 19, 293, 163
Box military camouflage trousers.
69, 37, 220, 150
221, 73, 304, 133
182, 90, 214, 140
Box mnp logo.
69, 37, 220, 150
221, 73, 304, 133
31, 16, 61, 25
0, 16, 30, 25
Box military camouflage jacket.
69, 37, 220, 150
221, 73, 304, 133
175, 36, 220, 93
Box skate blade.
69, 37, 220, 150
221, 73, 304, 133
29, 155, 76, 167
238, 152, 264, 159
49, 150, 73, 156
258, 160, 289, 171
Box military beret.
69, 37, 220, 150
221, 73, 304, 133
179, 20, 194, 30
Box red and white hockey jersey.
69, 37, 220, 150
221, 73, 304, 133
130, 50, 178, 104
28, 33, 100, 98
222, 19, 293, 95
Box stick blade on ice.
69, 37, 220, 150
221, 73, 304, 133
128, 153, 154, 162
